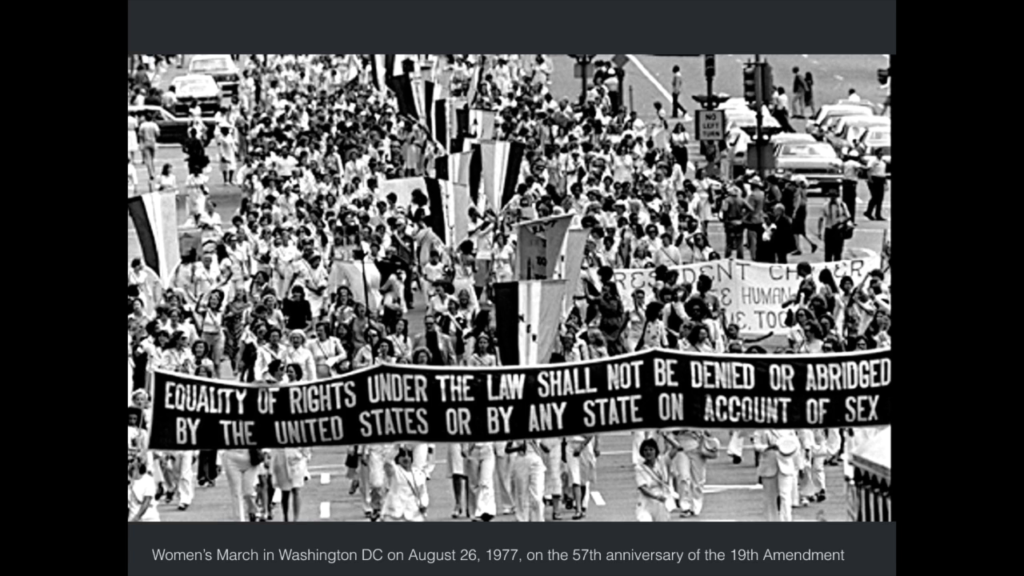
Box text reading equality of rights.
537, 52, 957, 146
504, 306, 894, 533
152, 547, 845, 565
148, 348, 891, 450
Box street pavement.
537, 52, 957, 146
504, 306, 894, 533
155, 432, 848, 522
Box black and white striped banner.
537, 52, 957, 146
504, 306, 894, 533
127, 193, 180, 282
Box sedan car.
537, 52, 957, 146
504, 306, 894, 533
826, 115, 891, 155
807, 104, 876, 140
188, 55, 242, 95
170, 74, 225, 117
128, 105, 216, 145
774, 141, 843, 194
723, 108, 782, 138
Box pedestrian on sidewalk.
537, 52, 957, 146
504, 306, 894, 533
792, 67, 808, 119
819, 189, 853, 262
671, 66, 688, 119
138, 116, 161, 180
863, 152, 888, 220
841, 154, 860, 223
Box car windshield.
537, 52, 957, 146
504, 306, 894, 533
175, 77, 213, 89
191, 58, 229, 72
779, 143, 837, 158
866, 127, 891, 141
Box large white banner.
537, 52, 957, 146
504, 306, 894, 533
612, 257, 882, 333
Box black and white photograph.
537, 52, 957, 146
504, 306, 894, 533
127, 53, 892, 525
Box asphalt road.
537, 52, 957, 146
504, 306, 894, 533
154, 432, 848, 522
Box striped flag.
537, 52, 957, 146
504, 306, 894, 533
388, 75, 418, 119
434, 151, 481, 204
561, 228, 589, 316
514, 213, 574, 281
411, 79, 441, 125
478, 140, 526, 211
432, 98, 448, 149
493, 280, 568, 366
370, 55, 397, 92
127, 194, 180, 283
456, 107, 497, 140
423, 178, 471, 248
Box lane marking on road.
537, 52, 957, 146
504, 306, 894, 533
704, 484, 763, 493
834, 75, 845, 81
802, 55, 809, 59
627, 54, 672, 102
590, 491, 606, 506
811, 60, 820, 65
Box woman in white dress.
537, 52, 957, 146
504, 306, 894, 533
128, 456, 161, 522
270, 363, 312, 521
216, 125, 239, 186
156, 163, 178, 194
282, 330, 316, 384
308, 322, 347, 379
382, 446, 430, 522
635, 439, 676, 522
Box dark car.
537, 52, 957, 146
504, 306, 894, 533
128, 105, 216, 145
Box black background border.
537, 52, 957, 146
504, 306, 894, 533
126, 2, 910, 575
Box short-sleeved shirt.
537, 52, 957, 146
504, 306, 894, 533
138, 121, 160, 147
128, 475, 160, 521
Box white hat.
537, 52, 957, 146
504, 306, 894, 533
777, 435, 800, 456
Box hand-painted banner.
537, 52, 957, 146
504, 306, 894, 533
148, 348, 892, 449
614, 256, 882, 333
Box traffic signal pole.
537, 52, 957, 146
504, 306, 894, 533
754, 54, 765, 178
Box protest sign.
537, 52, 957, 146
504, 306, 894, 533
614, 256, 881, 333
149, 348, 892, 450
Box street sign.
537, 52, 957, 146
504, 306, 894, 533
695, 109, 726, 141
612, 54, 629, 69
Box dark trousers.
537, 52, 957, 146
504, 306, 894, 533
824, 228, 845, 262
672, 94, 686, 117
725, 226, 745, 259
745, 224, 763, 261
842, 180, 858, 223
197, 450, 219, 485
866, 177, 887, 219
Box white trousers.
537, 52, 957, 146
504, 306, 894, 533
512, 452, 546, 522
727, 431, 746, 458
466, 444, 496, 518
176, 451, 195, 506
413, 443, 435, 478
762, 473, 795, 522
674, 451, 707, 515
222, 450, 257, 521
495, 451, 514, 512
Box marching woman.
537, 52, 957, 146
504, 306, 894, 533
270, 364, 313, 521
283, 330, 317, 384
465, 439, 497, 522
467, 334, 509, 513
193, 288, 227, 378
541, 436, 564, 520
663, 429, 717, 517
254, 326, 286, 382
308, 322, 347, 378
565, 434, 598, 520
381, 446, 430, 522
509, 439, 546, 522
128, 456, 161, 522
352, 327, 384, 369
635, 439, 676, 522
388, 318, 413, 363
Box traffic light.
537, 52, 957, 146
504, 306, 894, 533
743, 64, 758, 106
704, 54, 715, 77
760, 63, 774, 106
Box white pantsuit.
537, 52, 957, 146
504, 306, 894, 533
222, 449, 257, 521
466, 443, 496, 518
754, 430, 798, 522
176, 450, 195, 506
512, 441, 546, 522
542, 438, 563, 498
495, 450, 515, 513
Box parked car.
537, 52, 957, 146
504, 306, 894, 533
774, 141, 843, 194
188, 55, 242, 95
170, 74, 224, 117
826, 115, 891, 155
723, 108, 782, 138
807, 104, 876, 140
856, 125, 891, 152
128, 105, 216, 145
771, 133, 817, 147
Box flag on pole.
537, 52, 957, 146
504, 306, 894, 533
128, 193, 180, 284
514, 214, 574, 281
423, 178, 471, 248
456, 107, 497, 140
561, 228, 589, 316
478, 141, 526, 211
493, 280, 568, 366
434, 151, 481, 204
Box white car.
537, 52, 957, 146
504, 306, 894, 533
188, 55, 242, 94
170, 74, 222, 116
807, 104, 876, 140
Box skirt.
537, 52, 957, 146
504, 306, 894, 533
447, 444, 466, 477
271, 450, 307, 491
792, 206, 808, 235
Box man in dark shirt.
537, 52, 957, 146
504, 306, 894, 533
744, 178, 768, 261
671, 66, 688, 119
792, 67, 808, 118
721, 186, 751, 259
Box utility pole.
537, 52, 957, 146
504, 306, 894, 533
754, 54, 764, 178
